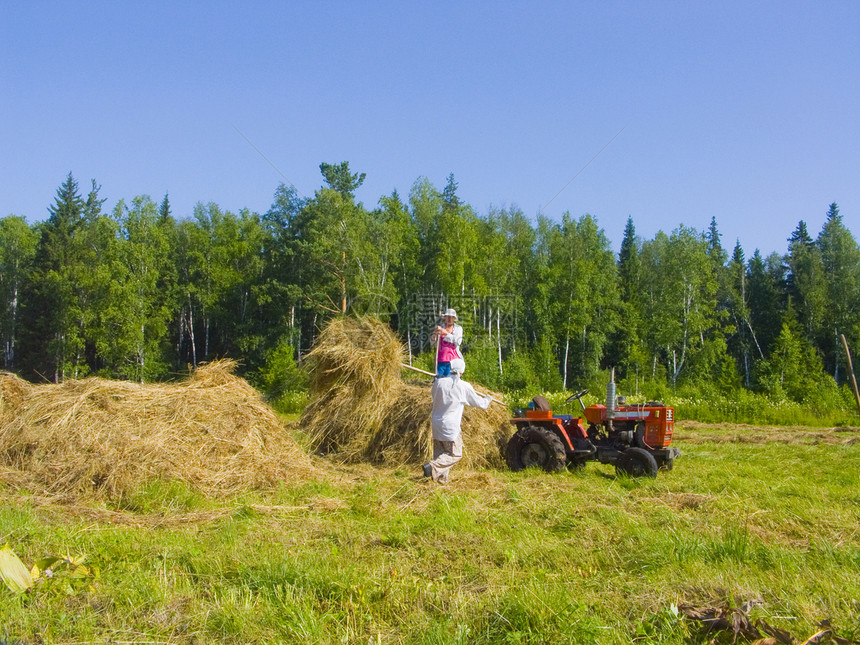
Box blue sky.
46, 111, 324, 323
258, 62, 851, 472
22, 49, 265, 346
1, 1, 857, 256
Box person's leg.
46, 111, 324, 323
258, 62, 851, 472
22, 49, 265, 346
429, 435, 463, 483
437, 362, 451, 376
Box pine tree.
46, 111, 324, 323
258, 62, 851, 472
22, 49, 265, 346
785, 220, 825, 346
607, 216, 643, 379
21, 173, 87, 381
319, 161, 366, 198
816, 203, 860, 380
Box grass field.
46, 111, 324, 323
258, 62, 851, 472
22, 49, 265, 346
1, 421, 859, 644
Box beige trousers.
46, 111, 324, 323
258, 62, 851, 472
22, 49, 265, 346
429, 434, 463, 483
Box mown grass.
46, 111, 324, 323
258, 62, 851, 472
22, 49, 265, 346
1, 426, 859, 644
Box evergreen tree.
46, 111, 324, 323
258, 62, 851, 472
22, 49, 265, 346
442, 173, 461, 212
705, 216, 731, 323
21, 173, 88, 381
725, 241, 758, 386
608, 216, 644, 378
705, 216, 729, 271
755, 299, 828, 401
319, 161, 366, 198
746, 250, 785, 363
785, 220, 826, 345
158, 193, 172, 223
816, 203, 860, 380
617, 216, 641, 303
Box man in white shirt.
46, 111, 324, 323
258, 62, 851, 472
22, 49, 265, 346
423, 358, 493, 483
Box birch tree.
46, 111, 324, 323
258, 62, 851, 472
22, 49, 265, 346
107, 196, 171, 381
639, 226, 719, 386
0, 216, 37, 369
547, 213, 618, 388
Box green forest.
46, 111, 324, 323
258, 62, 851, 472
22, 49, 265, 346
2, 164, 859, 421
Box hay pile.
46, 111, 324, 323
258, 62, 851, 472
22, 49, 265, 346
301, 317, 511, 468
0, 361, 316, 499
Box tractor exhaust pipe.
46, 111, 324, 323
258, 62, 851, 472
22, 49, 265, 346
605, 368, 617, 433
605, 368, 617, 418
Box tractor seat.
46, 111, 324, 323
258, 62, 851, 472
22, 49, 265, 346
531, 395, 551, 411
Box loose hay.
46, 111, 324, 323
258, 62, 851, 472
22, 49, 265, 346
0, 372, 31, 420
0, 360, 316, 499
301, 317, 510, 468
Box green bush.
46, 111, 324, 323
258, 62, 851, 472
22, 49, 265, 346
257, 341, 309, 413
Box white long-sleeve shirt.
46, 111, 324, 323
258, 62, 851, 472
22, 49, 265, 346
430, 375, 493, 442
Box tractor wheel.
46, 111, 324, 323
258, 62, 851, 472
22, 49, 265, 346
615, 447, 658, 478
506, 425, 566, 473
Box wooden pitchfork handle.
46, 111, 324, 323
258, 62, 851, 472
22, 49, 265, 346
400, 363, 506, 407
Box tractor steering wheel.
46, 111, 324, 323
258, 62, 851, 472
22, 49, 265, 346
565, 389, 589, 404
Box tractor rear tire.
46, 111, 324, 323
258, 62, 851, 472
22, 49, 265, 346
506, 425, 566, 473
615, 447, 659, 478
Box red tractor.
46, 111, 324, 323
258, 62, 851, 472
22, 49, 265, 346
506, 375, 679, 477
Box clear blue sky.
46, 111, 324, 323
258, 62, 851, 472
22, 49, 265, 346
2, 1, 857, 256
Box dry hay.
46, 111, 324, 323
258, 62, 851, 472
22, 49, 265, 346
0, 360, 317, 499
0, 372, 31, 419
301, 316, 510, 468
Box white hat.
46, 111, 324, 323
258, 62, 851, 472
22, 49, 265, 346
441, 308, 457, 319
450, 358, 466, 374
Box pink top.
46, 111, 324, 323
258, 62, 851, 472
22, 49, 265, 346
436, 324, 463, 363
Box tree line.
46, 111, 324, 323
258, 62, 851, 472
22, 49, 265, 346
1, 165, 858, 406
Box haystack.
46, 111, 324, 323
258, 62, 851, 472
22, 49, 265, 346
0, 360, 316, 499
0, 372, 31, 419
301, 317, 510, 468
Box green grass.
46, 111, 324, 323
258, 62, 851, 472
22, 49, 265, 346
2, 428, 860, 644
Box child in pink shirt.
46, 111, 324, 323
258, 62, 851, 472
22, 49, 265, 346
432, 308, 463, 376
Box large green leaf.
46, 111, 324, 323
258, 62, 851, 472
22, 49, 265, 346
0, 544, 33, 594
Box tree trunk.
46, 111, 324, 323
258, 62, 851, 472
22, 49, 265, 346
188, 306, 197, 367
7, 281, 18, 368
497, 308, 503, 375
563, 333, 570, 390
341, 251, 347, 313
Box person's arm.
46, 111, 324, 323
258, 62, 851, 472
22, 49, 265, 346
443, 324, 463, 348
460, 381, 492, 409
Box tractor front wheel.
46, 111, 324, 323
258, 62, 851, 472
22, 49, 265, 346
615, 447, 658, 478
506, 425, 567, 473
